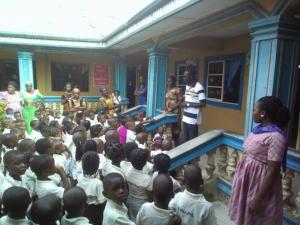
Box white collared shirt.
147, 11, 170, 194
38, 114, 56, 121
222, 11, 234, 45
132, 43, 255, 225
61, 215, 92, 225
25, 129, 43, 142
35, 179, 64, 198
0, 215, 31, 225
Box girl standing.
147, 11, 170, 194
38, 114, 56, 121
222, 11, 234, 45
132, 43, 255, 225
229, 96, 290, 225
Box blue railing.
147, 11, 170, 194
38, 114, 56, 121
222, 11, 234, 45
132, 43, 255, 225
44, 96, 129, 105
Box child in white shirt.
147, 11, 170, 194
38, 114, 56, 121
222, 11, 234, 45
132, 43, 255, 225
125, 149, 152, 221
30, 154, 70, 199
136, 174, 181, 225
61, 187, 93, 225
103, 173, 135, 225
169, 165, 218, 225
77, 151, 106, 225
102, 142, 125, 178
0, 186, 32, 225
25, 120, 43, 142
126, 121, 136, 143
135, 132, 148, 149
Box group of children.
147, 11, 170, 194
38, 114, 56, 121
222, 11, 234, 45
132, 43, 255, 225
0, 106, 218, 225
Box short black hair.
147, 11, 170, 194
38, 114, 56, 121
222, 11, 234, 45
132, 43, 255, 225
153, 174, 173, 203
3, 150, 24, 167
63, 187, 87, 216
105, 142, 123, 163
30, 154, 54, 176
82, 120, 91, 131
82, 151, 99, 176
123, 142, 138, 160
1, 133, 18, 148
35, 138, 53, 154
18, 138, 35, 153
130, 148, 148, 170
103, 173, 124, 192
184, 164, 203, 188
2, 186, 31, 215
154, 153, 171, 173
90, 124, 103, 138
30, 194, 62, 224
83, 140, 97, 154
30, 120, 41, 130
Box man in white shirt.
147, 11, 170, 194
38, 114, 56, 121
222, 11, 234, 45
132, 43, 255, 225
181, 67, 206, 142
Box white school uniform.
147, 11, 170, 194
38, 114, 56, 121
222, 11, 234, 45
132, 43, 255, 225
169, 189, 218, 225
152, 171, 181, 192
135, 140, 146, 149
62, 132, 76, 160
0, 173, 27, 197
126, 130, 136, 143
102, 161, 125, 178
103, 199, 135, 225
35, 179, 65, 198
136, 202, 174, 225
0, 216, 31, 225
53, 153, 68, 172
120, 161, 153, 176
77, 174, 106, 205
26, 129, 43, 142
61, 216, 92, 225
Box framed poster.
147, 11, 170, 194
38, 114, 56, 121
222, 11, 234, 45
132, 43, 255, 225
93, 64, 109, 86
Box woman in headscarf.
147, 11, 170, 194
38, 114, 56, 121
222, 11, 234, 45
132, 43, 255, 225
97, 87, 115, 116
21, 82, 43, 134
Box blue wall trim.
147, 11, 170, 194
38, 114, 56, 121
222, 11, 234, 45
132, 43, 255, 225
44, 96, 129, 105
204, 53, 246, 110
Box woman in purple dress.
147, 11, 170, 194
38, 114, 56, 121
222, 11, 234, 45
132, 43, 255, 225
0, 81, 22, 113
229, 96, 290, 225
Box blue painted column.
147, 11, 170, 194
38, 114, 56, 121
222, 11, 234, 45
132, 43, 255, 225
146, 48, 170, 117
114, 57, 127, 98
17, 51, 34, 91
244, 16, 300, 136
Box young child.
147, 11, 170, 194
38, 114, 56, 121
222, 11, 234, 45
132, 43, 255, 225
0, 150, 28, 197
1, 133, 18, 153
1, 118, 14, 134
120, 142, 138, 173
135, 132, 148, 149
102, 173, 135, 225
17, 138, 35, 161
0, 186, 32, 225
151, 139, 172, 158
30, 194, 62, 225
26, 120, 43, 142
5, 108, 15, 120
169, 164, 218, 225
102, 142, 124, 177
107, 117, 119, 130
77, 151, 106, 225
61, 187, 92, 225
30, 154, 70, 198
153, 154, 181, 193
136, 174, 181, 225
97, 113, 109, 128
125, 121, 136, 143
14, 111, 23, 122
125, 148, 152, 221
10, 128, 25, 143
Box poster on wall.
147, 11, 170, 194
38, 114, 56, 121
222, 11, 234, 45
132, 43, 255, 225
93, 64, 109, 86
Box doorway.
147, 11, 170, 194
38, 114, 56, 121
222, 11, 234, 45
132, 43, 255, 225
126, 66, 136, 108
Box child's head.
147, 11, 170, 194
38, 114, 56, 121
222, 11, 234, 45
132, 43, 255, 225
161, 139, 172, 151
103, 173, 127, 205
14, 111, 22, 121
105, 130, 119, 143
90, 124, 103, 138
63, 187, 87, 218
114, 90, 120, 97
30, 119, 41, 131
65, 82, 72, 92
31, 194, 62, 225
5, 108, 14, 115
136, 132, 148, 144
73, 132, 86, 161
108, 117, 118, 129
125, 121, 135, 131
35, 138, 54, 155
105, 142, 124, 165
135, 124, 145, 134
97, 113, 107, 124
123, 142, 138, 160
83, 140, 97, 154
34, 110, 42, 119
2, 118, 14, 129
125, 114, 133, 122
153, 174, 173, 208
1, 133, 18, 149
130, 148, 149, 170
154, 153, 171, 174
82, 120, 91, 131
157, 126, 164, 135
2, 186, 31, 218
30, 154, 55, 179
10, 128, 25, 141
184, 164, 203, 193
17, 138, 35, 162
16, 121, 26, 131
82, 151, 99, 176
4, 150, 27, 179
54, 142, 67, 155
88, 110, 95, 120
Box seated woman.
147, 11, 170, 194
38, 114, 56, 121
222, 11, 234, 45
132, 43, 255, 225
97, 87, 115, 117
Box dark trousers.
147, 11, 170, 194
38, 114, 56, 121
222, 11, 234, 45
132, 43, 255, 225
183, 122, 198, 142
85, 202, 106, 225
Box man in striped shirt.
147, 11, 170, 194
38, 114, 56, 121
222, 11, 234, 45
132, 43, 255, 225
180, 67, 206, 142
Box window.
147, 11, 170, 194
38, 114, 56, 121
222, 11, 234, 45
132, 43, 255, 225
205, 53, 245, 109
175, 59, 198, 92
51, 62, 89, 91
0, 60, 37, 91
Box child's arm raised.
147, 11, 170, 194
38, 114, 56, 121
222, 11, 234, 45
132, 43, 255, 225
56, 166, 71, 190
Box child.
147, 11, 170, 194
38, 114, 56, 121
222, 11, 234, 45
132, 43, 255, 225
14, 111, 23, 122
86, 110, 97, 127
0, 186, 32, 225
102, 173, 135, 225
169, 165, 218, 225
26, 120, 43, 142
126, 121, 136, 143
105, 130, 119, 143
118, 116, 127, 145
30, 154, 70, 198
5, 108, 15, 120
30, 194, 62, 225
0, 150, 28, 197
2, 118, 14, 134
1, 133, 18, 153
97, 113, 109, 128
153, 154, 181, 192
151, 139, 172, 158
77, 151, 106, 225
120, 142, 138, 173
17, 138, 35, 162
135, 132, 148, 149
53, 142, 69, 173
153, 126, 167, 142
61, 187, 92, 225
136, 174, 181, 225
107, 117, 119, 130
125, 148, 152, 221
112, 90, 121, 115
102, 142, 124, 177
35, 137, 55, 155
90, 124, 103, 140
10, 128, 25, 143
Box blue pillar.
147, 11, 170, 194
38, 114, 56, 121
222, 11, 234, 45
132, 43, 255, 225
146, 48, 170, 117
114, 57, 127, 98
17, 51, 34, 91
244, 16, 300, 136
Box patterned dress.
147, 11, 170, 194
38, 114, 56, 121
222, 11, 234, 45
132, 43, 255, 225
229, 132, 287, 225
0, 91, 22, 112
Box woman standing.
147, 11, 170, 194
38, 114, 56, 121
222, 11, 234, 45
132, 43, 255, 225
98, 87, 115, 116
165, 76, 182, 146
21, 82, 43, 134
229, 96, 290, 225
0, 81, 22, 113
61, 82, 73, 113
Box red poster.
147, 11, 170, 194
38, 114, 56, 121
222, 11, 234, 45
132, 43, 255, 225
93, 64, 109, 86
